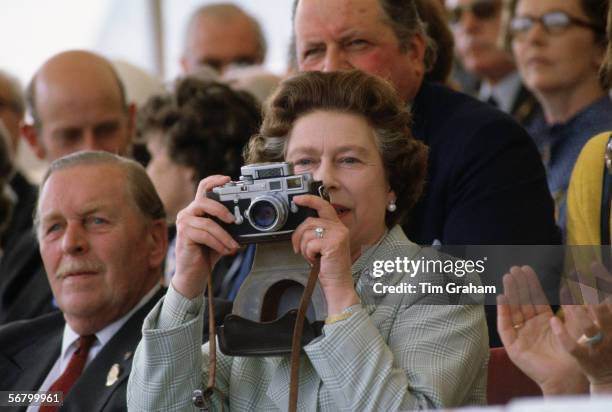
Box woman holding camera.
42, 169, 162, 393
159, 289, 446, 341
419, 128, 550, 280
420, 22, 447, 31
127, 71, 488, 411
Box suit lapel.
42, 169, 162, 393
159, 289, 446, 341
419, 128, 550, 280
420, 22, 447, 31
63, 289, 165, 411
0, 314, 63, 412
11, 315, 62, 391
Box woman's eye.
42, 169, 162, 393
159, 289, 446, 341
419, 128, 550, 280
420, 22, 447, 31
294, 158, 315, 167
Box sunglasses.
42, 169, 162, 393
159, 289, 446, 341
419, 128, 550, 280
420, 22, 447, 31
447, 0, 501, 25
510, 11, 603, 38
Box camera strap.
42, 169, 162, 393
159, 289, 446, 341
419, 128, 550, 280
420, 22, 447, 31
201, 271, 226, 411
289, 259, 320, 412
201, 257, 321, 411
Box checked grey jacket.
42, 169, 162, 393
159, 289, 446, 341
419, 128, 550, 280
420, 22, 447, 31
127, 226, 488, 411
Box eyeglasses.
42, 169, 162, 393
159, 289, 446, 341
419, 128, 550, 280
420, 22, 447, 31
447, 0, 501, 25
510, 11, 603, 38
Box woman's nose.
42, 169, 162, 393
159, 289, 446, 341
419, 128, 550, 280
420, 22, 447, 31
313, 162, 340, 191
522, 20, 548, 45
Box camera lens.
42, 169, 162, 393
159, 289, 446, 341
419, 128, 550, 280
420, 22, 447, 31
251, 201, 277, 228
246, 194, 288, 232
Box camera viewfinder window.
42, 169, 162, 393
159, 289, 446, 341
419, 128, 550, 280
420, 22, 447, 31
258, 167, 283, 179
287, 177, 302, 189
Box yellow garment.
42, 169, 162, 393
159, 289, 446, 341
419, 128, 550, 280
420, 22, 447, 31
564, 132, 610, 304
566, 132, 610, 245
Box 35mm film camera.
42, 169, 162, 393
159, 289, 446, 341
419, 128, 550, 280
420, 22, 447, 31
207, 162, 324, 244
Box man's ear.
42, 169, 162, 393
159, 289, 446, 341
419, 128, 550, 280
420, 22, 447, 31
21, 123, 47, 160
407, 33, 427, 80
147, 219, 168, 271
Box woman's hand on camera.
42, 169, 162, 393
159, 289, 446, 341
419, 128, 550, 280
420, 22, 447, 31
172, 175, 240, 299
291, 194, 359, 315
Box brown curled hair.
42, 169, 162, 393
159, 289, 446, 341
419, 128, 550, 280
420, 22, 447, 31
245, 70, 428, 227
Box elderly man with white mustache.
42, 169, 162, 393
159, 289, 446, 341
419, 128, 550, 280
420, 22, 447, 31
0, 151, 168, 412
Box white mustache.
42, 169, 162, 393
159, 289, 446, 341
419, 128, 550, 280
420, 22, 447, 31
56, 259, 106, 279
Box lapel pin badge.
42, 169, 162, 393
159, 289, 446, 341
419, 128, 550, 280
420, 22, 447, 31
106, 363, 122, 387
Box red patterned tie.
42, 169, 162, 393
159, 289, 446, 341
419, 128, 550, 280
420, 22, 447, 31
40, 335, 96, 412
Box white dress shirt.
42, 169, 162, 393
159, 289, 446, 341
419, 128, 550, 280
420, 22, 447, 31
479, 71, 523, 115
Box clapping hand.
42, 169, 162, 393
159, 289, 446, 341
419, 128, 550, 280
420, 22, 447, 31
497, 265, 588, 395
551, 262, 612, 395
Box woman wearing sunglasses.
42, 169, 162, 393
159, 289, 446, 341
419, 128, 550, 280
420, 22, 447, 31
507, 0, 611, 237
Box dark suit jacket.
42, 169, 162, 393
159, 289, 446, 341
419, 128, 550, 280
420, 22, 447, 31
405, 81, 560, 246
0, 232, 54, 325
0, 289, 232, 411
2, 172, 37, 255
405, 82, 560, 347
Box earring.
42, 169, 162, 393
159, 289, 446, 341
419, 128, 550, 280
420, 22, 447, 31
387, 200, 397, 212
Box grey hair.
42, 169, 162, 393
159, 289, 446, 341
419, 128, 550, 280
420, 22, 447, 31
291, 0, 437, 72
34, 151, 165, 230
0, 69, 25, 116
184, 3, 267, 63
378, 0, 437, 72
